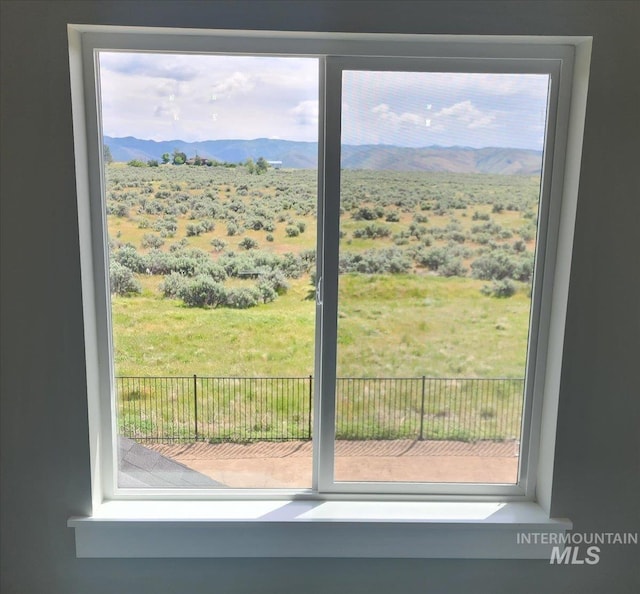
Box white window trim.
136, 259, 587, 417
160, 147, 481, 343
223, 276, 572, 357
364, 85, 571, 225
67, 25, 591, 558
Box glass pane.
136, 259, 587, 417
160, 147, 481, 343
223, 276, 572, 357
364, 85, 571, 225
99, 52, 319, 489
334, 70, 549, 484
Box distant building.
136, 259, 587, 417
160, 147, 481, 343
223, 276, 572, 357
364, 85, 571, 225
267, 160, 283, 169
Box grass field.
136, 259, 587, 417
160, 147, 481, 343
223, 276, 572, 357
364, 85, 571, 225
108, 163, 537, 380
107, 163, 537, 441
113, 273, 530, 378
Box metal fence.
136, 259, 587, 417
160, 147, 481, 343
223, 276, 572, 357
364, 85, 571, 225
116, 375, 524, 443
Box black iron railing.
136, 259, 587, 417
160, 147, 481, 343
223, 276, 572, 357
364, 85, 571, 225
116, 375, 524, 443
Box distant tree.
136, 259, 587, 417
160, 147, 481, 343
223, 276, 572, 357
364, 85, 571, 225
147, 159, 159, 167
172, 149, 187, 165
255, 156, 269, 174
161, 152, 171, 164
103, 144, 113, 164
244, 158, 255, 174
127, 159, 147, 167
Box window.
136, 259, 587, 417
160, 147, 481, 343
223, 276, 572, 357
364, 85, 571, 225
323, 61, 554, 495
70, 26, 587, 525
101, 52, 320, 490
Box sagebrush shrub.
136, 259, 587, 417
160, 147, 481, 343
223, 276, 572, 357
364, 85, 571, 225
178, 276, 226, 307
353, 223, 391, 239
141, 233, 165, 249
211, 238, 227, 252
285, 225, 299, 237
160, 272, 186, 298
481, 279, 517, 298
224, 287, 261, 309
113, 245, 145, 273
109, 261, 141, 296
239, 237, 259, 250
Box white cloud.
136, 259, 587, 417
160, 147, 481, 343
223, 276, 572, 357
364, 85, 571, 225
101, 53, 200, 82
99, 54, 319, 142
210, 72, 255, 98
433, 101, 496, 130
372, 104, 424, 126
154, 80, 190, 99
291, 100, 319, 126
154, 104, 176, 119
99, 53, 545, 148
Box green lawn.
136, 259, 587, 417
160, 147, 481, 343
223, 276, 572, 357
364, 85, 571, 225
113, 273, 530, 379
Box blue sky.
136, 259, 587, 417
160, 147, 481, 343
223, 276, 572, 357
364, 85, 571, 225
99, 52, 549, 150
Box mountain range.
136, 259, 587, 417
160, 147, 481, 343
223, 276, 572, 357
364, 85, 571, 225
104, 136, 542, 175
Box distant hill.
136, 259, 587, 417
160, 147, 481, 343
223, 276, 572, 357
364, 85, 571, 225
104, 136, 542, 175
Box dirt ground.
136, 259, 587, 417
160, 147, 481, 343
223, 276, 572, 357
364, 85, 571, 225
148, 439, 519, 488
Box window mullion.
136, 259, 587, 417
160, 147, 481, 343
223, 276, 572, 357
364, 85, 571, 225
312, 56, 326, 491
315, 58, 343, 493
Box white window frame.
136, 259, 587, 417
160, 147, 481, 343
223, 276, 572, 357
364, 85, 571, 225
67, 25, 591, 558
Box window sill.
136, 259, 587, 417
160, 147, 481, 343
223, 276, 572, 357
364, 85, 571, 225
68, 500, 571, 558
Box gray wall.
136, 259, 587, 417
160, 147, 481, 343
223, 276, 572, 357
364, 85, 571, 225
1, 1, 638, 592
